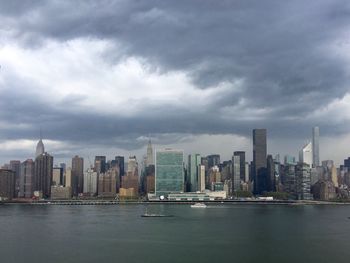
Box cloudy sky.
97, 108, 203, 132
0, 0, 350, 166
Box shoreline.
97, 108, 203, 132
2, 199, 350, 206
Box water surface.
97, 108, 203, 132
0, 204, 349, 263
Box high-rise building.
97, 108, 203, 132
299, 142, 312, 167
52, 167, 63, 186
197, 164, 205, 192
207, 154, 220, 169
296, 163, 312, 200
284, 164, 297, 199
267, 155, 275, 192
146, 139, 154, 166
233, 151, 245, 182
0, 169, 15, 200
253, 129, 267, 194
19, 159, 35, 198
312, 126, 320, 167
64, 168, 72, 187
9, 160, 21, 197
232, 155, 241, 192
115, 156, 125, 177
35, 136, 45, 158
94, 156, 106, 174
83, 168, 98, 196
34, 152, 53, 198
127, 156, 138, 177
60, 163, 66, 173
188, 154, 201, 192
98, 169, 117, 197
245, 162, 250, 183
155, 149, 184, 197
72, 155, 84, 196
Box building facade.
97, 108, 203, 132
312, 126, 320, 167
253, 129, 267, 194
155, 149, 184, 197
34, 152, 53, 198
19, 159, 35, 198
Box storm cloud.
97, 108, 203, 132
0, 0, 350, 164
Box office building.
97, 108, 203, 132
198, 164, 205, 192
35, 136, 45, 158
299, 142, 312, 167
9, 160, 20, 197
19, 159, 35, 198
34, 152, 53, 198
207, 154, 220, 169
232, 155, 241, 192
94, 156, 106, 174
115, 156, 125, 177
127, 156, 138, 177
234, 151, 246, 181
188, 154, 201, 192
253, 129, 267, 194
72, 155, 84, 196
146, 139, 154, 166
83, 168, 98, 196
98, 170, 117, 197
52, 167, 63, 186
64, 168, 72, 188
267, 155, 275, 192
155, 149, 184, 197
51, 186, 72, 199
312, 126, 320, 167
0, 169, 15, 200
296, 163, 312, 200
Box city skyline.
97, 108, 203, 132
1, 1, 350, 165
0, 126, 347, 167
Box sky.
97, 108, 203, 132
0, 0, 350, 166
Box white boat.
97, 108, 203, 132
191, 202, 207, 208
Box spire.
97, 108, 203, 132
35, 129, 45, 158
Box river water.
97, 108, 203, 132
0, 204, 349, 263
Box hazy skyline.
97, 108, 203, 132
1, 0, 350, 165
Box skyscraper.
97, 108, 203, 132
197, 164, 205, 192
72, 155, 84, 196
19, 159, 35, 198
266, 155, 275, 192
9, 160, 21, 197
207, 154, 220, 169
295, 163, 312, 200
232, 155, 241, 192
0, 169, 15, 200
127, 156, 138, 177
299, 142, 312, 167
34, 152, 53, 198
234, 151, 245, 181
146, 139, 154, 166
312, 126, 320, 167
155, 149, 184, 197
188, 154, 201, 192
115, 156, 125, 178
253, 129, 267, 194
35, 136, 45, 158
83, 168, 98, 196
94, 156, 106, 174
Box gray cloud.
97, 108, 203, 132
1, 0, 350, 164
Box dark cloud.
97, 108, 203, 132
1, 0, 350, 163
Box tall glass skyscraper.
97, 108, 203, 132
155, 149, 184, 197
188, 154, 201, 192
253, 129, 267, 194
312, 126, 320, 167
